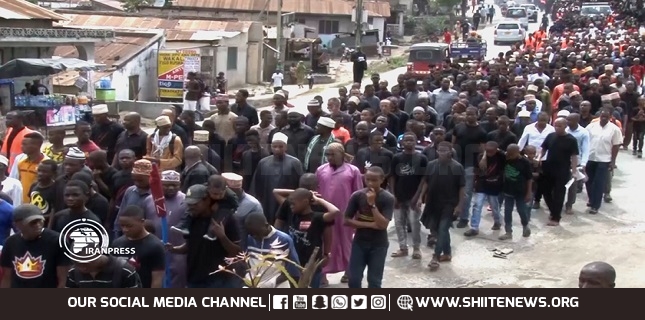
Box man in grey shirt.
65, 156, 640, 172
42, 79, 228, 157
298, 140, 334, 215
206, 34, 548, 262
431, 78, 459, 122
223, 172, 262, 247
404, 79, 420, 114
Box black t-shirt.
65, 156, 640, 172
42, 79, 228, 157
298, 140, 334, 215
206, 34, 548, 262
280, 210, 330, 266
0, 229, 69, 288
502, 157, 533, 197
66, 256, 141, 288
453, 123, 488, 168
185, 210, 240, 284
352, 148, 394, 176
52, 209, 102, 233
344, 188, 394, 246
111, 233, 165, 288
391, 152, 428, 202
487, 130, 518, 151
423, 159, 466, 217
474, 152, 506, 195
87, 193, 109, 225
29, 183, 57, 218
541, 133, 579, 175
97, 166, 118, 200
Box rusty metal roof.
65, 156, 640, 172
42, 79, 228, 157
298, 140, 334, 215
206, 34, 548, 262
0, 0, 68, 20
53, 70, 113, 87
171, 0, 390, 17
54, 33, 159, 67
60, 14, 253, 32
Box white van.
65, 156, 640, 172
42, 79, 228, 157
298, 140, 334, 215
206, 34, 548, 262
506, 7, 529, 30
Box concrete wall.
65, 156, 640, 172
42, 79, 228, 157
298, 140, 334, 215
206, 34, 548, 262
110, 42, 159, 101
216, 34, 248, 88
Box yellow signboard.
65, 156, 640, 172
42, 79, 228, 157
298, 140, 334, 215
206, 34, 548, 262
157, 50, 200, 99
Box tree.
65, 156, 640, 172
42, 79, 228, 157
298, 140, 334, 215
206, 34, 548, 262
122, 0, 153, 12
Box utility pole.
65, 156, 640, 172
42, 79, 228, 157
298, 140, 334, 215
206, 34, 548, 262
354, 0, 363, 47
276, 0, 284, 71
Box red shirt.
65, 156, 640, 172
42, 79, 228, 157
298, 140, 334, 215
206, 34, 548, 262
78, 140, 101, 167
632, 65, 645, 85
443, 32, 452, 44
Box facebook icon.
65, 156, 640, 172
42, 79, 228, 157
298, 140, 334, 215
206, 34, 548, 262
273, 295, 290, 310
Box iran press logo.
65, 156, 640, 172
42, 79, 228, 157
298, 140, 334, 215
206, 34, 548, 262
59, 218, 134, 263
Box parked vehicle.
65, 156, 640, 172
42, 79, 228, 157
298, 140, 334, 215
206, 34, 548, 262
520, 3, 539, 22
406, 43, 450, 77
506, 7, 529, 29
493, 22, 525, 45
580, 1, 612, 17
450, 41, 487, 61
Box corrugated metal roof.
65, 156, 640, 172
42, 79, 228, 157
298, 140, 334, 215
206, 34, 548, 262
53, 70, 113, 87
0, 0, 68, 20
171, 0, 390, 17
166, 30, 240, 41
54, 34, 157, 67
60, 14, 253, 32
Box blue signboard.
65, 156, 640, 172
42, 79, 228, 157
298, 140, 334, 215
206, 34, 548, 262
158, 80, 184, 89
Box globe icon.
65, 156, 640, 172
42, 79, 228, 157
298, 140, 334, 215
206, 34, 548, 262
69, 227, 101, 254
397, 295, 414, 311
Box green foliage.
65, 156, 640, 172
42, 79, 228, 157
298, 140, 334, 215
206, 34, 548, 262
414, 16, 448, 37
122, 0, 153, 12
369, 55, 409, 74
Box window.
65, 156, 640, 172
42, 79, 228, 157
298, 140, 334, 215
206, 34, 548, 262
318, 20, 339, 34
296, 18, 306, 24
506, 8, 526, 18
497, 23, 521, 30
227, 47, 238, 71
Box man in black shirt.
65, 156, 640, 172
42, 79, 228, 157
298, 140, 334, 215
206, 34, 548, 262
487, 116, 518, 151
344, 166, 394, 288
112, 112, 148, 165
540, 118, 579, 227
231, 89, 260, 126
414, 141, 465, 271
499, 144, 532, 240
390, 133, 428, 259
51, 180, 101, 232
275, 188, 338, 288
166, 184, 242, 288
464, 141, 504, 237
451, 107, 487, 228
88, 150, 117, 201
66, 253, 141, 288
0, 204, 69, 288
90, 104, 124, 163
112, 205, 165, 288
283, 110, 315, 163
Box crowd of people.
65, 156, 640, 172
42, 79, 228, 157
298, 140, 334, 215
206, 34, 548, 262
0, 3, 634, 288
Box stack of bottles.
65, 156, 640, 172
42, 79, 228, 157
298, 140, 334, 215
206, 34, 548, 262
14, 95, 67, 108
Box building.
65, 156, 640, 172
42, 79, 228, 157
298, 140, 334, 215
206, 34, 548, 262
57, 12, 264, 89
0, 0, 113, 111
53, 31, 163, 101
138, 0, 391, 47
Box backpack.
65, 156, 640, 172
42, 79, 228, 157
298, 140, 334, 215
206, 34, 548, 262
73, 257, 128, 288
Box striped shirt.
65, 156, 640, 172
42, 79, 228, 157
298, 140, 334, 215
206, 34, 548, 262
65, 256, 142, 288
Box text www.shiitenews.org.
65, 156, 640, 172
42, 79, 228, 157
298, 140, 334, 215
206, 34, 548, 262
411, 297, 579, 308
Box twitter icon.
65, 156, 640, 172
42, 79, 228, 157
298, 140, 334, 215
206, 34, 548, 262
351, 295, 367, 309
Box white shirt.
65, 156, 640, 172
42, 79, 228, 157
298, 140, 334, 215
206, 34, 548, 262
586, 121, 623, 163
528, 73, 550, 83
271, 73, 284, 87
1, 177, 23, 206
518, 123, 555, 160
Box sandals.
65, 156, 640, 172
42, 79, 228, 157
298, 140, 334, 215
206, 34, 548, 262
391, 249, 408, 258
340, 275, 349, 283
439, 255, 452, 262
412, 250, 422, 259
428, 259, 440, 271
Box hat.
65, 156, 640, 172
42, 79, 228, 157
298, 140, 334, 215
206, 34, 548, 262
348, 96, 360, 105
514, 76, 524, 81
557, 110, 570, 117
193, 130, 209, 143
66, 147, 86, 160
509, 58, 516, 62
155, 115, 172, 127
609, 92, 620, 100
274, 91, 286, 98
0, 155, 8, 167
91, 104, 109, 115
527, 85, 538, 92
161, 170, 181, 182
590, 79, 600, 85
287, 108, 303, 116
222, 172, 243, 189
524, 94, 536, 101
184, 184, 209, 205
12, 204, 45, 223
604, 65, 614, 71
132, 159, 152, 176
413, 106, 425, 113
307, 99, 320, 107
317, 117, 336, 129
513, 52, 519, 57
518, 110, 531, 117
536, 53, 544, 59
272, 132, 288, 144
601, 94, 612, 101
418, 92, 430, 99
